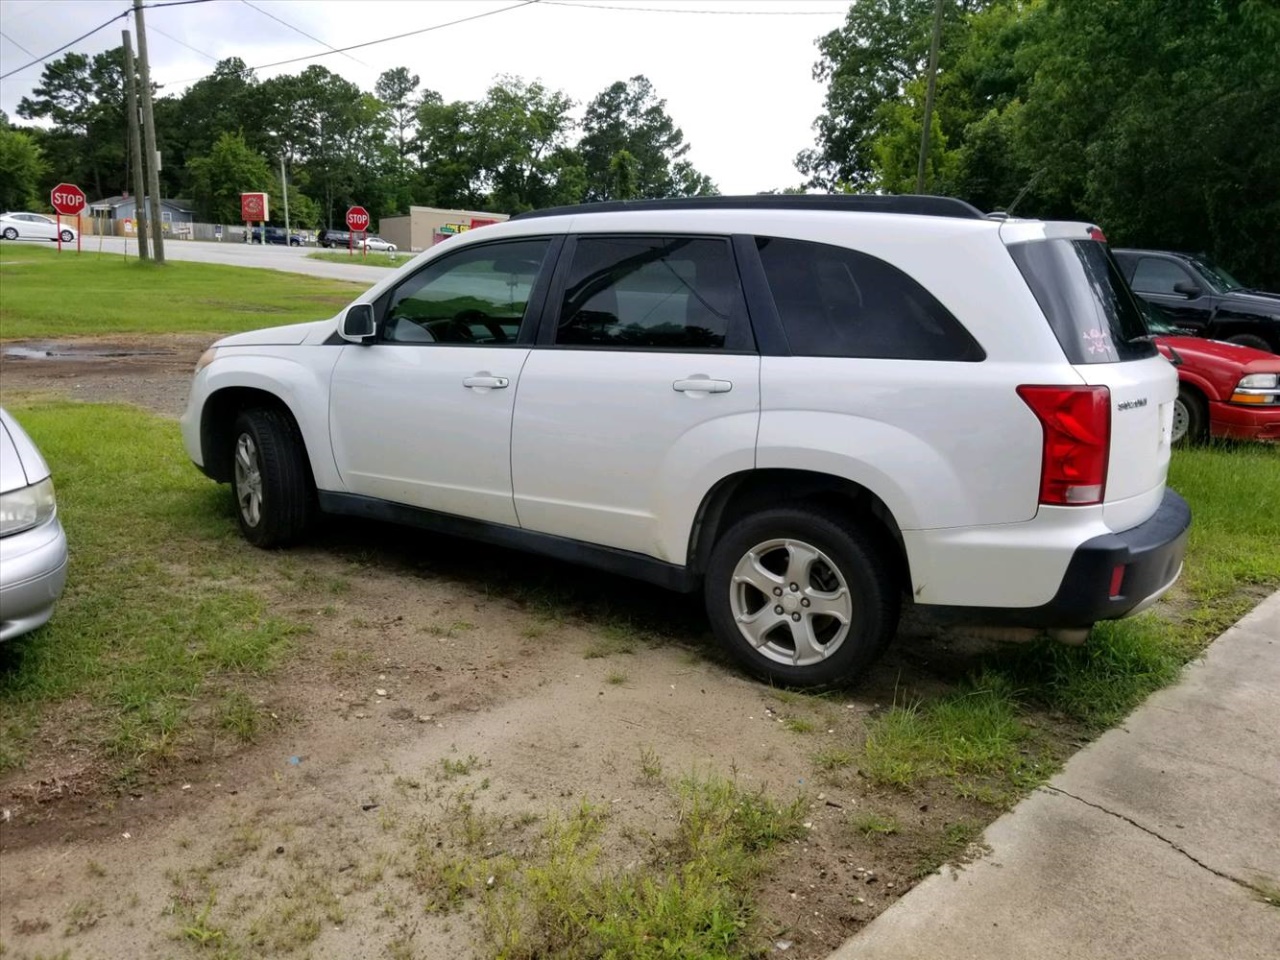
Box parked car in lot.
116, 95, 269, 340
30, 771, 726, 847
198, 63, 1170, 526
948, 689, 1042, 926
250, 226, 305, 246
317, 228, 353, 248
357, 235, 397, 253
1145, 311, 1280, 443
0, 408, 68, 641
0, 211, 77, 244
182, 195, 1190, 687
1113, 248, 1279, 353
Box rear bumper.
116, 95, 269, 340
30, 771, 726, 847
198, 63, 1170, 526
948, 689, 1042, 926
1209, 401, 1280, 441
923, 489, 1190, 629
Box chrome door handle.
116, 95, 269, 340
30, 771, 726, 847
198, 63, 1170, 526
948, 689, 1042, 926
463, 376, 509, 389
673, 378, 732, 394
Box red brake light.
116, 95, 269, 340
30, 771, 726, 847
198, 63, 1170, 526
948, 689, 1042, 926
1088, 226, 1107, 242
1017, 385, 1111, 506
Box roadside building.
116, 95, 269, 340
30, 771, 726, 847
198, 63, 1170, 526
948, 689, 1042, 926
377, 206, 509, 253
88, 195, 197, 237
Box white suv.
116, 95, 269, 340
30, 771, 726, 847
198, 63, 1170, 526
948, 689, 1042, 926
181, 196, 1191, 686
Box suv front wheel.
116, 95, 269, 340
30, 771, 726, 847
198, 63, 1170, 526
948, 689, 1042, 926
231, 408, 316, 547
704, 508, 899, 687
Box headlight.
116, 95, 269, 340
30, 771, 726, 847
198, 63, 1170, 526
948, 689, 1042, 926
195, 347, 219, 373
0, 477, 57, 537
1237, 373, 1279, 389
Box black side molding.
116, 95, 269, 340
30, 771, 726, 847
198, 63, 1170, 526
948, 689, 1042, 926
317, 492, 698, 593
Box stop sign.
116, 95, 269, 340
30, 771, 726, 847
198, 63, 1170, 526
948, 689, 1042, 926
50, 183, 86, 216
346, 206, 370, 231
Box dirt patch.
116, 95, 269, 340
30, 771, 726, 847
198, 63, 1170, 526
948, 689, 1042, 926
0, 339, 1033, 958
1, 333, 211, 416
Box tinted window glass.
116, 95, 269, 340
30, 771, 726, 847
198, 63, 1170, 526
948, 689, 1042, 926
1009, 240, 1155, 364
1130, 257, 1192, 295
755, 237, 984, 361
556, 237, 744, 350
384, 239, 550, 344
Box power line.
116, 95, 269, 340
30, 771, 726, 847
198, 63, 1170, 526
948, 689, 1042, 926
249, 0, 541, 71
0, 29, 37, 59
238, 0, 369, 67
0, 0, 216, 81
539, 0, 845, 14
0, 9, 131, 81
149, 23, 220, 62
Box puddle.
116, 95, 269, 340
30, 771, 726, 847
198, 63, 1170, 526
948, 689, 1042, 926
3, 342, 171, 361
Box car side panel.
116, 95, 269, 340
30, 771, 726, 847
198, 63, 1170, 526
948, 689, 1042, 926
181, 348, 345, 491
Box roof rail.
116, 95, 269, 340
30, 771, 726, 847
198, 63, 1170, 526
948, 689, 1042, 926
509, 194, 987, 222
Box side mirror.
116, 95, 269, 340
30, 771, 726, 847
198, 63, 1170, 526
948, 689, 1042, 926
339, 303, 376, 343
1172, 280, 1202, 299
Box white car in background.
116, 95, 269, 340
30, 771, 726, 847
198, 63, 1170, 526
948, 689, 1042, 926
358, 235, 397, 253
0, 211, 78, 244
0, 408, 68, 641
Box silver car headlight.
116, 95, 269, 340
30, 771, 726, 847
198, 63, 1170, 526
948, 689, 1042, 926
0, 477, 57, 537
196, 347, 220, 373
1237, 373, 1279, 389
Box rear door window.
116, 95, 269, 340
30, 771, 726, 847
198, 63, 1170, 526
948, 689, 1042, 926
1008, 240, 1156, 364
554, 236, 749, 351
754, 236, 984, 360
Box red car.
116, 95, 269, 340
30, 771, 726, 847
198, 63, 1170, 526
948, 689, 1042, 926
1148, 316, 1280, 443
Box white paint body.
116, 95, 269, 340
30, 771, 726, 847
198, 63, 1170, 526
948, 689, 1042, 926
181, 207, 1178, 612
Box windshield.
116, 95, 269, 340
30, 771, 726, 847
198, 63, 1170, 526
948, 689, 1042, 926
1187, 255, 1245, 292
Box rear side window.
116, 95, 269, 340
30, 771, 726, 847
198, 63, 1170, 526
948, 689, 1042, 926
1009, 240, 1155, 364
755, 237, 984, 361
556, 236, 747, 350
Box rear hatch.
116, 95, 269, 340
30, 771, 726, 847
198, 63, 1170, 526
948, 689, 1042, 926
1005, 225, 1176, 531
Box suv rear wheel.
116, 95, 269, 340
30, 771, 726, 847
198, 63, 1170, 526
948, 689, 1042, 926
231, 408, 316, 547
704, 508, 899, 687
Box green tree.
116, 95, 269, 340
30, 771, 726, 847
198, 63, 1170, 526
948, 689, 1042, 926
17, 49, 128, 199
375, 67, 420, 169
0, 125, 48, 210
607, 149, 639, 200
579, 75, 715, 200
187, 131, 273, 223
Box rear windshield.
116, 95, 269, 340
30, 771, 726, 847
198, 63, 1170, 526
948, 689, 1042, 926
1009, 239, 1155, 364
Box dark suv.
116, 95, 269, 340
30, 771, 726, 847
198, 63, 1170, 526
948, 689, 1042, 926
318, 228, 353, 249
250, 226, 304, 246
1112, 249, 1279, 353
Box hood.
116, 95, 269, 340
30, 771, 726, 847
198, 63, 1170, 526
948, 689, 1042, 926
214, 319, 333, 348
0, 408, 51, 493
1156, 334, 1280, 369
1221, 290, 1280, 315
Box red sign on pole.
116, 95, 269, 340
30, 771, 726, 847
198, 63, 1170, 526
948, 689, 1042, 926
50, 183, 86, 216
241, 193, 268, 223
50, 183, 86, 254
346, 206, 370, 231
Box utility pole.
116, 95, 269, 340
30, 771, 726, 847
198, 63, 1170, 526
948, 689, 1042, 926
122, 29, 149, 260
133, 0, 165, 263
915, 0, 945, 194
280, 155, 290, 240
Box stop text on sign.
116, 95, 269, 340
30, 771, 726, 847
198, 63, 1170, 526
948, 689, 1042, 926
346, 206, 370, 231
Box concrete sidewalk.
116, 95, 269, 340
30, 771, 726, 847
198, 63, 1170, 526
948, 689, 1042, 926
832, 590, 1280, 960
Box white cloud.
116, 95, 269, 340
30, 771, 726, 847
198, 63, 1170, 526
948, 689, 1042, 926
0, 0, 849, 195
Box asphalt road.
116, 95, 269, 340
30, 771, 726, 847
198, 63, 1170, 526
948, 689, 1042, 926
77, 235, 404, 284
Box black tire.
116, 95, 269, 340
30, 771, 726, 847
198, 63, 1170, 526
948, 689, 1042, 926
60, 229, 74, 243
704, 507, 900, 688
230, 407, 316, 547
1173, 385, 1208, 445
1225, 333, 1273, 353
2, 227, 17, 240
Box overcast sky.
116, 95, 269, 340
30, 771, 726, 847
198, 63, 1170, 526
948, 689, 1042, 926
0, 0, 850, 194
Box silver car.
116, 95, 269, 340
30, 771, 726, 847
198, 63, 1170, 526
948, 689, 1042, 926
0, 408, 68, 640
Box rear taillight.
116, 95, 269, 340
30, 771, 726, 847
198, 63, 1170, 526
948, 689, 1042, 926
1017, 385, 1111, 506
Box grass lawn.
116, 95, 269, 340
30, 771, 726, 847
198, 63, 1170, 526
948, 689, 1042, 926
857, 442, 1280, 800
0, 402, 305, 778
0, 242, 363, 338
306, 250, 407, 268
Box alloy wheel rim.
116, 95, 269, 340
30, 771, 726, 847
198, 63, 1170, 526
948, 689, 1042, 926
233, 433, 263, 527
729, 538, 853, 667
1171, 398, 1188, 444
